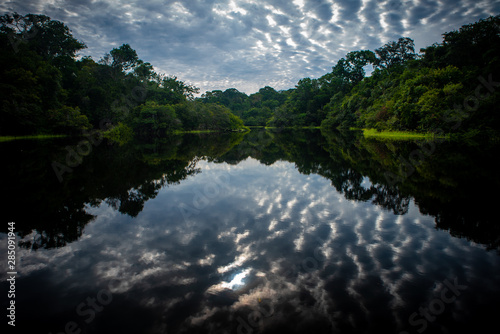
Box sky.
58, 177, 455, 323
1, 0, 500, 94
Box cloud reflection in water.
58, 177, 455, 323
6, 157, 500, 334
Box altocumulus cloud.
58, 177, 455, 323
2, 0, 499, 93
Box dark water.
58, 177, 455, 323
1, 129, 499, 334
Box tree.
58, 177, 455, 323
48, 106, 91, 134
333, 50, 377, 85
200, 88, 249, 114
421, 15, 500, 72
131, 101, 181, 136
110, 43, 140, 71
374, 37, 417, 69
148, 75, 199, 104
134, 62, 155, 81
0, 13, 86, 60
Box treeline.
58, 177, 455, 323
199, 16, 500, 138
0, 13, 247, 138
322, 16, 500, 138
199, 86, 290, 126
2, 13, 499, 139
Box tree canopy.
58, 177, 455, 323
1, 13, 499, 141
0, 12, 247, 137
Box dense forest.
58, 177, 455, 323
199, 15, 500, 140
0, 13, 247, 138
1, 13, 499, 139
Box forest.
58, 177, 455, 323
0, 13, 246, 139
1, 13, 499, 140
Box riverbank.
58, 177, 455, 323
360, 128, 450, 140
0, 134, 68, 142
172, 128, 250, 134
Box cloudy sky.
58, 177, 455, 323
2, 0, 500, 94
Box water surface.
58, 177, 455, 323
1, 129, 499, 333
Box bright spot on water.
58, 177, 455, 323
221, 268, 251, 290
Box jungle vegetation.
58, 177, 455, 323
1, 13, 499, 140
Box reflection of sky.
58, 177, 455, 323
3, 158, 500, 333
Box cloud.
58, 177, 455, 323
1, 0, 499, 94
334, 0, 363, 22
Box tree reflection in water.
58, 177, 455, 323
1, 129, 498, 252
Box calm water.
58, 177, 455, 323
1, 129, 499, 334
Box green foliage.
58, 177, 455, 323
174, 102, 247, 132
130, 101, 247, 138
333, 50, 377, 85
102, 122, 134, 145
0, 12, 244, 137
374, 37, 417, 70
131, 101, 181, 136
0, 12, 86, 60
109, 43, 140, 71
48, 106, 92, 134
361, 128, 448, 140
1, 12, 499, 139
0, 134, 67, 142
267, 50, 376, 128
199, 86, 287, 126
421, 16, 500, 72
320, 15, 500, 138
147, 75, 199, 104
334, 65, 467, 132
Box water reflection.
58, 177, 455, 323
1, 130, 499, 333
0, 133, 243, 249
